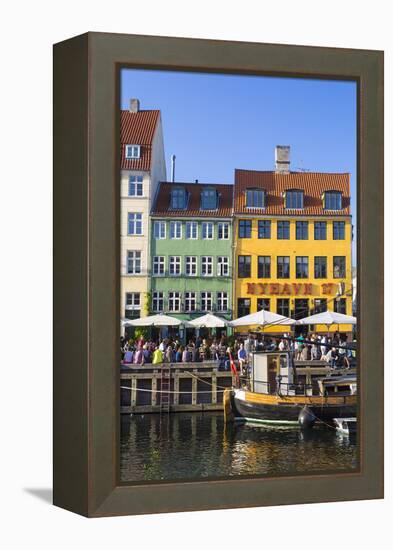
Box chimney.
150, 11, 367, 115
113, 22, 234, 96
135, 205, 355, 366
129, 98, 140, 113
275, 145, 290, 174
171, 155, 176, 182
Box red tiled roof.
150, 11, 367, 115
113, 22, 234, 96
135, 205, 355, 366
151, 182, 233, 218
234, 169, 350, 216
120, 110, 160, 171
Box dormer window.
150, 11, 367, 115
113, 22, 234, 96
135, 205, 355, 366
285, 189, 304, 209
125, 144, 140, 159
246, 188, 266, 208
170, 188, 186, 209
323, 191, 342, 210
201, 188, 217, 210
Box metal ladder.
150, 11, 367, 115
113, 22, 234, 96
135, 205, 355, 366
160, 365, 171, 414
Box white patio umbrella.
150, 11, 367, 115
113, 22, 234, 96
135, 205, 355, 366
297, 311, 356, 326
230, 309, 295, 328
122, 313, 184, 327
188, 313, 229, 328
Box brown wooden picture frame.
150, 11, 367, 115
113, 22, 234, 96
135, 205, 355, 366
53, 32, 384, 517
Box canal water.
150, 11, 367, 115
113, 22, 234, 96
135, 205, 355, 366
120, 412, 358, 482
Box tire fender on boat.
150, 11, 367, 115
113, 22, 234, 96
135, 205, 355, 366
298, 406, 316, 429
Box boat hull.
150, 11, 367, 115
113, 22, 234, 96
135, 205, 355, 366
230, 389, 357, 425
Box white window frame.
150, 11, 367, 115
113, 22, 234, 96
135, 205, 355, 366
168, 291, 182, 312
152, 291, 164, 312
217, 222, 230, 240
125, 144, 141, 159
201, 256, 213, 277
185, 221, 198, 240
169, 256, 181, 276
153, 256, 165, 276
170, 221, 182, 239
125, 292, 141, 311
126, 250, 141, 275
185, 256, 197, 276
184, 292, 197, 312
153, 220, 166, 239
201, 291, 213, 312
202, 222, 214, 240
128, 175, 143, 196
127, 212, 143, 235
217, 292, 229, 312
217, 256, 229, 277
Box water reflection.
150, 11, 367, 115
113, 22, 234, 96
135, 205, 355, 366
120, 412, 357, 482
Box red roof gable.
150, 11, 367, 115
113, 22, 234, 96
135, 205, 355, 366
234, 169, 350, 216
120, 110, 160, 172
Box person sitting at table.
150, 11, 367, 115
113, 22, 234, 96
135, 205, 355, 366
182, 347, 189, 362
237, 343, 247, 375
165, 345, 174, 363
133, 346, 144, 364
175, 346, 183, 363
123, 348, 133, 364
152, 347, 163, 364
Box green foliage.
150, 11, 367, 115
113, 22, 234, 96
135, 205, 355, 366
144, 291, 152, 315
134, 327, 149, 341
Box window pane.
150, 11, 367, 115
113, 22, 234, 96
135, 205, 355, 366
314, 256, 327, 278
238, 298, 251, 317
277, 299, 290, 317
333, 221, 345, 240
325, 192, 342, 210
258, 220, 271, 239
239, 220, 251, 238
257, 256, 271, 278
296, 221, 308, 240
286, 190, 304, 209
201, 189, 217, 209
277, 256, 290, 278
277, 221, 290, 239
257, 298, 270, 311
333, 256, 346, 278
238, 255, 251, 278
314, 221, 327, 240
296, 256, 308, 278
246, 189, 265, 208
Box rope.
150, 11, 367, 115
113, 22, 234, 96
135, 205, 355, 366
120, 385, 225, 394
187, 370, 233, 390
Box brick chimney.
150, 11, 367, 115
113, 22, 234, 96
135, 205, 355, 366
275, 145, 290, 174
129, 98, 140, 113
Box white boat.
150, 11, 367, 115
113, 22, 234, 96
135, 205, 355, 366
333, 417, 357, 434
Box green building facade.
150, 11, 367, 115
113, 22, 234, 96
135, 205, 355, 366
150, 182, 234, 322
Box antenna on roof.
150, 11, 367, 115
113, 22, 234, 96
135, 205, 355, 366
170, 155, 176, 182
295, 159, 310, 172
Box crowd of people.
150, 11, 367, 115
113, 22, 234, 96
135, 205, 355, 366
120, 331, 356, 370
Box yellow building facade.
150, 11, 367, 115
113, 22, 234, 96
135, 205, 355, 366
233, 216, 353, 334
233, 156, 353, 335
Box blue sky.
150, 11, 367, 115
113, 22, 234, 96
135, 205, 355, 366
121, 69, 357, 263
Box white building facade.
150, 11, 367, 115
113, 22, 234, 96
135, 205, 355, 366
120, 99, 166, 319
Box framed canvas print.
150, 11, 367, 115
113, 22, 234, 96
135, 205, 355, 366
53, 32, 384, 517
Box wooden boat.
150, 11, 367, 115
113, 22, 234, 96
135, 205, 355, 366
224, 351, 357, 428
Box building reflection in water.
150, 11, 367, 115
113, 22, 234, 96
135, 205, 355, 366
120, 412, 357, 483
